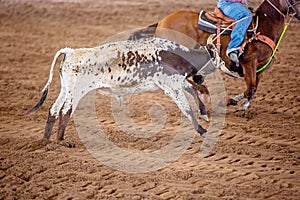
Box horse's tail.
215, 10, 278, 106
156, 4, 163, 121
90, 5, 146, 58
25, 48, 71, 114
128, 23, 158, 40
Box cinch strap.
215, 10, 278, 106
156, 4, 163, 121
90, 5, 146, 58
256, 24, 289, 73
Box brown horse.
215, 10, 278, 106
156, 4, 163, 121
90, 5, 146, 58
154, 0, 300, 111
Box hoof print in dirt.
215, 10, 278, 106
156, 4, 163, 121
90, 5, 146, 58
235, 110, 257, 119
59, 139, 76, 148
26, 139, 49, 151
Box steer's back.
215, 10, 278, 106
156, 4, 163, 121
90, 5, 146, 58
61, 38, 187, 89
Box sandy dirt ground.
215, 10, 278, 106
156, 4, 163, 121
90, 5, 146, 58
0, 0, 300, 199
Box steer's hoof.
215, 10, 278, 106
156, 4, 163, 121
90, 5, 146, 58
197, 125, 207, 136
201, 131, 210, 138
199, 114, 209, 122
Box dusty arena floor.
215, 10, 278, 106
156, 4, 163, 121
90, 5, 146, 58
0, 0, 300, 199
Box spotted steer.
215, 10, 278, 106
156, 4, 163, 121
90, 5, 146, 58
27, 37, 225, 140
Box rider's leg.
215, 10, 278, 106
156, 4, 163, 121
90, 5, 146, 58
217, 2, 252, 61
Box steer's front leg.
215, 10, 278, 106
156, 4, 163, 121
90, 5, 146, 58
184, 86, 209, 122
162, 85, 207, 136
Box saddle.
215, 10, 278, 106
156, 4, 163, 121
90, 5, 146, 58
198, 7, 256, 35
198, 7, 275, 55
200, 7, 236, 34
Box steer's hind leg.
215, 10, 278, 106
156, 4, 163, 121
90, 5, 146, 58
44, 110, 56, 140
44, 86, 68, 140
57, 107, 72, 141
163, 87, 207, 135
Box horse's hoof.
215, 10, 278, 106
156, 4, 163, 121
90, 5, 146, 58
227, 98, 238, 106
237, 98, 250, 111
228, 93, 245, 106
199, 114, 209, 122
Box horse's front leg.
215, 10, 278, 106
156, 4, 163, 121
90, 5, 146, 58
238, 61, 258, 111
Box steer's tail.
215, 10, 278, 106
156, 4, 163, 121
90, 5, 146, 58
26, 48, 71, 114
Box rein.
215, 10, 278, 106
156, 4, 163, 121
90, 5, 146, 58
285, 0, 300, 16
267, 0, 299, 18
266, 0, 286, 18
208, 0, 297, 74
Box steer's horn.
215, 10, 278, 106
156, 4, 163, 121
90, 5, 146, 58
206, 34, 240, 78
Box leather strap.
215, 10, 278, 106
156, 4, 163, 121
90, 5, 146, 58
249, 33, 276, 51
216, 21, 221, 54
255, 35, 276, 50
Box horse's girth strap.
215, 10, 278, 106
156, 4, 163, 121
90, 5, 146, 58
248, 33, 276, 51
255, 35, 276, 51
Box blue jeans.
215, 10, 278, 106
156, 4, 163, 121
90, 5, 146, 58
217, 1, 252, 55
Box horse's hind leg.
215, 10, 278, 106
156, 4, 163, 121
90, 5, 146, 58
240, 61, 258, 111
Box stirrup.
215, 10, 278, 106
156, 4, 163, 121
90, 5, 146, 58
229, 52, 239, 63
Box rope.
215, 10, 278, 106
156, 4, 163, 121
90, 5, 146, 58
211, 0, 294, 74
211, 15, 253, 43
